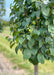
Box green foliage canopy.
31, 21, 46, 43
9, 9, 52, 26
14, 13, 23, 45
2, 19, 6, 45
10, 0, 54, 65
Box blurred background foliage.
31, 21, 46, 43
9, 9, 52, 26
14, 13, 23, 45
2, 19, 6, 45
0, 0, 6, 32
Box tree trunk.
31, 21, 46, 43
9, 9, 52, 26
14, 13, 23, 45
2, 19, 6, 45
34, 64, 38, 75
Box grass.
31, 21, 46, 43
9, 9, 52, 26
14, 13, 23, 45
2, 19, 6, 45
3, 26, 10, 35
0, 27, 54, 75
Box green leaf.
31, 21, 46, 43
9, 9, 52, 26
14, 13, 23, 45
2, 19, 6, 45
27, 0, 31, 4
19, 6, 24, 13
23, 49, 31, 59
28, 39, 35, 49
50, 48, 54, 55
26, 18, 31, 23
35, 1, 41, 9
33, 29, 40, 35
32, 0, 36, 2
22, 21, 27, 27
48, 25, 54, 33
30, 12, 36, 18
53, 19, 54, 25
37, 54, 45, 64
40, 27, 47, 35
52, 9, 54, 14
26, 35, 31, 40
42, 7, 50, 16
50, 56, 54, 62
39, 40, 43, 48
19, 38, 25, 44
45, 20, 50, 25
41, 46, 48, 54
23, 44, 27, 48
22, 19, 30, 27
36, 9, 40, 17
45, 37, 52, 43
10, 42, 15, 48
15, 45, 19, 54
13, 35, 16, 41
31, 48, 38, 55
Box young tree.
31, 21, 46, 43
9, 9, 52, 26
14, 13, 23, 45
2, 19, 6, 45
10, 0, 54, 75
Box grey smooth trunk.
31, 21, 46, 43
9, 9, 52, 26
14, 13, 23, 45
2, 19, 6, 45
34, 65, 38, 75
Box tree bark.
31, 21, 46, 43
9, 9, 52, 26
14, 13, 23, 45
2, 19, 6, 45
34, 64, 38, 75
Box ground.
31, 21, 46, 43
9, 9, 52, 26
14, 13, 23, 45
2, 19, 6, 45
0, 53, 26, 75
0, 33, 27, 75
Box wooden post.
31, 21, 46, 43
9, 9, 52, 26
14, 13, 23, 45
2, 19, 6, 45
34, 64, 38, 75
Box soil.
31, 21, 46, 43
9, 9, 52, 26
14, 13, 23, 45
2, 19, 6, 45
0, 53, 26, 75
